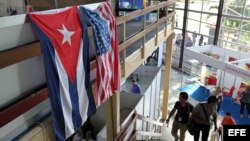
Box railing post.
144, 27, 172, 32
133, 111, 137, 131
155, 9, 159, 46
146, 116, 150, 141
122, 20, 126, 77
142, 14, 146, 58
106, 98, 114, 141
112, 91, 120, 137
165, 6, 169, 37
106, 91, 120, 141
171, 3, 176, 30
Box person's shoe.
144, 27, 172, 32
240, 114, 243, 118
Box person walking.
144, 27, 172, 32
212, 87, 223, 112
191, 95, 218, 141
166, 92, 194, 141
185, 37, 193, 47
192, 31, 197, 45
175, 14, 178, 27
239, 85, 250, 118
199, 35, 204, 46
175, 33, 182, 48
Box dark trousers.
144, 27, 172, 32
193, 122, 210, 141
240, 102, 250, 114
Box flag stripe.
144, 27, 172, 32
97, 5, 113, 104
76, 40, 89, 125
55, 52, 74, 137
78, 12, 96, 117
68, 78, 82, 131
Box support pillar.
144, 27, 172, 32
161, 33, 174, 121
106, 91, 120, 141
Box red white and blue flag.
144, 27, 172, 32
29, 6, 96, 140
79, 2, 121, 105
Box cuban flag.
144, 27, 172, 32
79, 2, 121, 105
29, 6, 96, 140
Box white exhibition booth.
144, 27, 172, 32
184, 45, 250, 99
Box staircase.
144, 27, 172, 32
115, 111, 163, 141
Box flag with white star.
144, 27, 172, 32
79, 2, 121, 106
29, 6, 96, 141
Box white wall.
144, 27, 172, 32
0, 56, 46, 107
221, 48, 247, 97
0, 57, 48, 140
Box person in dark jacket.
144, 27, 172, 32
185, 37, 193, 47
199, 35, 204, 46
240, 85, 250, 118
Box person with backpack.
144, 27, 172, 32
191, 95, 218, 141
239, 85, 250, 118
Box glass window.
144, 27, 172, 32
219, 27, 239, 43
174, 29, 183, 43
238, 44, 250, 54
219, 1, 250, 54
239, 31, 250, 46
200, 23, 215, 36
223, 0, 245, 16
244, 5, 250, 18
201, 14, 217, 25
175, 10, 184, 29
174, 29, 183, 35
201, 36, 214, 45
241, 20, 250, 31
187, 19, 200, 33
219, 40, 238, 51
221, 17, 241, 29
189, 0, 202, 11
202, 0, 219, 13
207, 36, 214, 45
188, 11, 201, 21
176, 0, 185, 9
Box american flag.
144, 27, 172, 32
79, 2, 120, 105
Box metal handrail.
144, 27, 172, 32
115, 112, 163, 141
